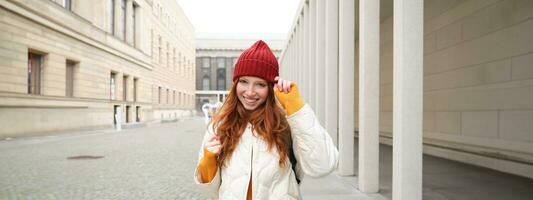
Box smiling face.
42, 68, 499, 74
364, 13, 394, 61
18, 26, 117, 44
236, 76, 269, 111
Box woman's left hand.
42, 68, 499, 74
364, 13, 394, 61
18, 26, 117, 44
274, 77, 292, 93
274, 76, 304, 116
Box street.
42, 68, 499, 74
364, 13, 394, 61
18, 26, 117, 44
0, 118, 211, 200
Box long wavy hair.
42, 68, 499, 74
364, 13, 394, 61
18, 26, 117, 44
211, 79, 290, 167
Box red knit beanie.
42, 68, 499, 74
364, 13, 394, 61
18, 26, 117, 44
233, 40, 279, 83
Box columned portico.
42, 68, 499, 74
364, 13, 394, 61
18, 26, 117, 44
279, 0, 425, 198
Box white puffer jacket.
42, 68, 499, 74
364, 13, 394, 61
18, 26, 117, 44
194, 104, 339, 200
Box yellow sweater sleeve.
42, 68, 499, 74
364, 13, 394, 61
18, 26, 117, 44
198, 148, 218, 183
274, 83, 305, 116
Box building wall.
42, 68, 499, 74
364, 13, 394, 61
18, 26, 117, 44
149, 0, 196, 121
195, 55, 239, 91
0, 0, 195, 137
376, 0, 533, 164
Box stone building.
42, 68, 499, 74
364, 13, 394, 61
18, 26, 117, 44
194, 38, 282, 111
0, 0, 196, 137
281, 0, 533, 199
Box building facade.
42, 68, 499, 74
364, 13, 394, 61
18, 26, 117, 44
281, 0, 533, 199
194, 38, 282, 111
0, 0, 196, 137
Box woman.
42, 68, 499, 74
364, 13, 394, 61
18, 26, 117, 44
194, 40, 338, 199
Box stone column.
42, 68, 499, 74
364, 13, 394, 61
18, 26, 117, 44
325, 0, 339, 146
308, 0, 316, 109
126, 0, 134, 45
291, 37, 295, 79
393, 0, 423, 199
315, 0, 326, 123
293, 25, 299, 83
338, 0, 355, 176
283, 39, 294, 77
359, 0, 380, 193
297, 18, 302, 91
303, 4, 309, 100
298, 18, 304, 88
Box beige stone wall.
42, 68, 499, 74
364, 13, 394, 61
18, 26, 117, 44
376, 0, 533, 163
149, 0, 196, 121
0, 0, 195, 137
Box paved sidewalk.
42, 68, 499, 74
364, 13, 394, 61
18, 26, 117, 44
300, 174, 387, 200
0, 118, 211, 200
3, 117, 532, 200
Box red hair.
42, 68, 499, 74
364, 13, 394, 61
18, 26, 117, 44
211, 80, 290, 167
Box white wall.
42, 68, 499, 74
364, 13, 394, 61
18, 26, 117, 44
377, 0, 533, 171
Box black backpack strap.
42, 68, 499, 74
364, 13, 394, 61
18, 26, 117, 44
286, 129, 301, 184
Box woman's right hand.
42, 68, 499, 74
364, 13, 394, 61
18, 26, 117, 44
204, 134, 222, 155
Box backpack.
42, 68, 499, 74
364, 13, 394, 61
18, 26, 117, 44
285, 129, 301, 184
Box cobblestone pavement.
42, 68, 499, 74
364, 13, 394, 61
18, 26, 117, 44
0, 117, 213, 200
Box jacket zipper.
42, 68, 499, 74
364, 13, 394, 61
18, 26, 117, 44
245, 131, 254, 200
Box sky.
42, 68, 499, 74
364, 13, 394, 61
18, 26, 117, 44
176, 0, 301, 39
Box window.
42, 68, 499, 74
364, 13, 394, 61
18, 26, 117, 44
216, 57, 225, 69
123, 75, 128, 101
232, 57, 238, 72
150, 30, 154, 58
158, 86, 162, 104
110, 72, 117, 100
113, 105, 120, 124
202, 76, 210, 90
173, 90, 176, 105
108, 0, 115, 34
232, 57, 238, 67
183, 57, 187, 75
202, 57, 210, 69
133, 78, 138, 102
64, 0, 71, 10
52, 0, 71, 10
126, 105, 131, 123
28, 52, 43, 95
133, 3, 139, 47
166, 88, 169, 104
166, 42, 170, 67
173, 48, 176, 71
178, 92, 181, 106
66, 60, 77, 97
179, 53, 183, 73
158, 36, 162, 64
136, 106, 141, 122
217, 68, 226, 90
196, 57, 201, 69
186, 60, 191, 78
121, 0, 126, 40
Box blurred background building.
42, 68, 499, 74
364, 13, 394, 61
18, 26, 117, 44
194, 38, 282, 112
0, 0, 196, 137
